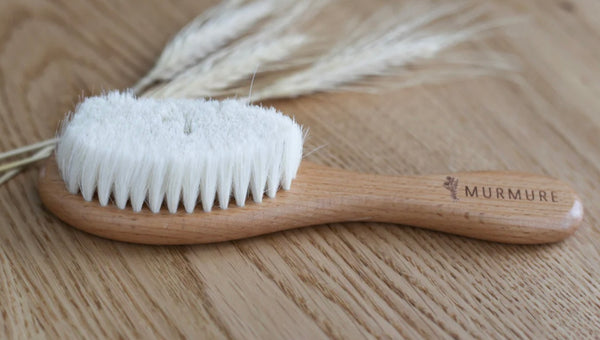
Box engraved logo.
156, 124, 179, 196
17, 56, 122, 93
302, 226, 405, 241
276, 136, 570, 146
443, 176, 459, 201
463, 185, 558, 202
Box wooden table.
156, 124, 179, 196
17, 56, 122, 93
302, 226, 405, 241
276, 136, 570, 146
1, 0, 599, 338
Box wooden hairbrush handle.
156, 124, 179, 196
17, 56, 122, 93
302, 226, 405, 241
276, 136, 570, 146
39, 157, 583, 245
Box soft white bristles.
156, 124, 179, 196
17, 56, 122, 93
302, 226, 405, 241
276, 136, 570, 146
56, 91, 303, 213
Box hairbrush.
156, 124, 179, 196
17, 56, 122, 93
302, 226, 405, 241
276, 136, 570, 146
38, 92, 583, 244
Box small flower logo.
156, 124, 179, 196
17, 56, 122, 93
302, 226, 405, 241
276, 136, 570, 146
443, 176, 459, 201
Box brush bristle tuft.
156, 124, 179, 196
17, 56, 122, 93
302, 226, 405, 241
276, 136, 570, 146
56, 91, 303, 213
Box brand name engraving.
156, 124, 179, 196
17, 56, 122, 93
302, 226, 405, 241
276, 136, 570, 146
442, 177, 558, 202
463, 185, 558, 202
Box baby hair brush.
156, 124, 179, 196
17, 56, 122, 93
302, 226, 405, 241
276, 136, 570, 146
38, 92, 583, 245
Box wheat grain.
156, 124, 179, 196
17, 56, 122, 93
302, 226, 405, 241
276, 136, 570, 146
147, 0, 328, 98
148, 35, 308, 98
251, 3, 514, 101
132, 0, 272, 93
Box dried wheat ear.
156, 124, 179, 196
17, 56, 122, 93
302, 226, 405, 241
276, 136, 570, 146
0, 0, 516, 184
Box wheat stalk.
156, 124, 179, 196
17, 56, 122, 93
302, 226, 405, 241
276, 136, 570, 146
132, 0, 271, 93
146, 0, 328, 98
0, 0, 515, 185
251, 3, 512, 100
0, 145, 55, 185
0, 138, 58, 162
147, 35, 309, 98
147, 1, 515, 101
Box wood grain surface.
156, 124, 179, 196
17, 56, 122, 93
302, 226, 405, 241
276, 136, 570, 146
1, 0, 599, 338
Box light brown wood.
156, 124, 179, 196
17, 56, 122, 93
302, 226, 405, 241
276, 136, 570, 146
2, 0, 600, 338
39, 156, 582, 245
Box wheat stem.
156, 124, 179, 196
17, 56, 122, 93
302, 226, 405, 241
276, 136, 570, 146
0, 138, 59, 162
0, 169, 20, 186
0, 139, 58, 186
0, 144, 54, 186
0, 145, 55, 172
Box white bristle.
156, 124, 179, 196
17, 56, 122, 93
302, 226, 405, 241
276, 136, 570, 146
56, 91, 303, 213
